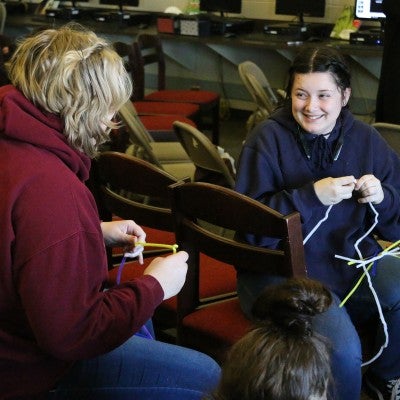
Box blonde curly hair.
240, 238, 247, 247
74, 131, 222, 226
7, 23, 132, 157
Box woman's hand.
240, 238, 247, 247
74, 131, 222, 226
144, 251, 189, 300
101, 220, 146, 247
355, 174, 384, 204
314, 176, 357, 206
101, 220, 146, 263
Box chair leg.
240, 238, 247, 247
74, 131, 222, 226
199, 102, 220, 145
212, 101, 220, 146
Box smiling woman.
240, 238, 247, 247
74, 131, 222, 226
234, 45, 400, 400
291, 72, 350, 135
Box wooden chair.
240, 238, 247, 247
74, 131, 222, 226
113, 41, 200, 127
93, 152, 237, 339
118, 101, 197, 181
133, 34, 221, 145
173, 120, 236, 189
170, 181, 307, 362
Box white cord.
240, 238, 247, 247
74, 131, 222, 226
335, 203, 389, 367
303, 204, 333, 245
305, 201, 391, 366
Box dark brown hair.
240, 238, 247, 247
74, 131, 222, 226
286, 46, 351, 99
209, 278, 332, 400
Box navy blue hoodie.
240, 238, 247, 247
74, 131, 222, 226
235, 105, 400, 297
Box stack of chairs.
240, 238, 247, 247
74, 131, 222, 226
132, 34, 221, 145
113, 41, 200, 135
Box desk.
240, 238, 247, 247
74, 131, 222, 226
4, 14, 382, 118
157, 30, 381, 118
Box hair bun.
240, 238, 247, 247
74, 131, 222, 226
251, 278, 332, 335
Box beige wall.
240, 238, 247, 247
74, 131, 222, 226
131, 0, 354, 24
69, 0, 375, 117
241, 0, 354, 23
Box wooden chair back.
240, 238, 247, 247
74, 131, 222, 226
96, 151, 180, 231
92, 153, 237, 339
170, 181, 307, 360
136, 33, 166, 91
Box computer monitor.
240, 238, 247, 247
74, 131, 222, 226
99, 0, 138, 13
97, 0, 139, 21
199, 0, 242, 16
354, 0, 386, 34
44, 0, 89, 18
355, 0, 385, 23
275, 0, 325, 25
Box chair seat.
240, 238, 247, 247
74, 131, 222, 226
110, 114, 196, 151
125, 142, 196, 181
145, 254, 237, 327
149, 142, 191, 162
145, 90, 220, 107
109, 234, 236, 300
180, 298, 251, 362
140, 115, 196, 143
146, 92, 220, 144
159, 163, 196, 182
108, 227, 176, 284
125, 142, 190, 163
108, 226, 237, 335
140, 115, 196, 132
134, 100, 199, 118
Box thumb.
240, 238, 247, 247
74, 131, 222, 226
121, 233, 136, 246
338, 175, 356, 186
165, 250, 189, 263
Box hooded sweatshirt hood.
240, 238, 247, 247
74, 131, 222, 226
268, 103, 355, 141
0, 85, 91, 181
267, 104, 355, 172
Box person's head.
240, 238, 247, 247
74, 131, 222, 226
211, 278, 332, 400
7, 23, 132, 157
286, 46, 351, 135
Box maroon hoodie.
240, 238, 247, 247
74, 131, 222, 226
0, 85, 164, 398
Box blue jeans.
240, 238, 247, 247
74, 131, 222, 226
237, 254, 400, 400
47, 334, 220, 400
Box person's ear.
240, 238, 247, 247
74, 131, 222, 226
342, 88, 351, 107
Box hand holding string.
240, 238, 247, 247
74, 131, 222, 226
313, 175, 357, 205
355, 174, 384, 204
